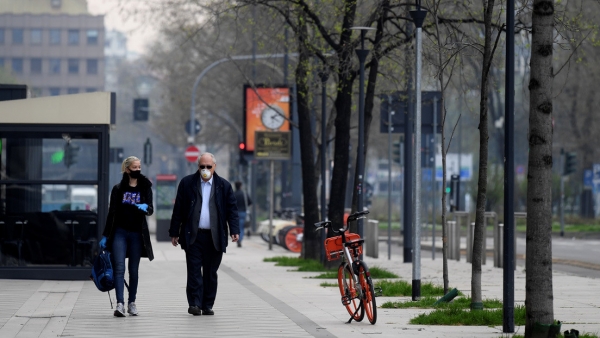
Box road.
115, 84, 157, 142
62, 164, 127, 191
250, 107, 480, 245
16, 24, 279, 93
378, 233, 600, 279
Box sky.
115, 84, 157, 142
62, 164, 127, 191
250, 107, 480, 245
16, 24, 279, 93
87, 0, 157, 56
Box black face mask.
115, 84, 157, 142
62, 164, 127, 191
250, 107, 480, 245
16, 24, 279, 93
128, 170, 141, 179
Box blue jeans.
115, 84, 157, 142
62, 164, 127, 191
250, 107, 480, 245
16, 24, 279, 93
238, 212, 246, 242
112, 227, 142, 304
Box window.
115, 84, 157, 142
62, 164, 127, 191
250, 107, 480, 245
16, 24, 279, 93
67, 88, 79, 94
85, 88, 96, 93
11, 58, 23, 74
31, 87, 43, 97
68, 59, 79, 74
49, 59, 61, 74
30, 58, 42, 74
30, 29, 42, 45
0, 28, 4, 44
86, 30, 98, 45
49, 87, 60, 96
12, 29, 24, 45
68, 29, 79, 45
86, 59, 98, 74
49, 29, 61, 45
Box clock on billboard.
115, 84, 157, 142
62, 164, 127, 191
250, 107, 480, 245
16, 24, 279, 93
260, 106, 285, 130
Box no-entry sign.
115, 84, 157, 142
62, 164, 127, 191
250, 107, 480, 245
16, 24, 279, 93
185, 145, 200, 163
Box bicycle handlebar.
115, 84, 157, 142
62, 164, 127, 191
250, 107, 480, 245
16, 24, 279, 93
346, 210, 369, 225
313, 210, 370, 233
314, 220, 331, 229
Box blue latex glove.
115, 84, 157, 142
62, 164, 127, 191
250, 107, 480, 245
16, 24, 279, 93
136, 203, 148, 212
99, 236, 107, 249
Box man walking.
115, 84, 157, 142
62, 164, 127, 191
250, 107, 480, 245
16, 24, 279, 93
169, 152, 239, 316
234, 181, 252, 247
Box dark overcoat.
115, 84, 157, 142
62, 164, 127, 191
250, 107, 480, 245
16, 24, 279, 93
168, 171, 239, 253
102, 173, 154, 261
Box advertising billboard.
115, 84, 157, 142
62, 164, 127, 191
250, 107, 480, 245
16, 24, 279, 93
244, 85, 290, 153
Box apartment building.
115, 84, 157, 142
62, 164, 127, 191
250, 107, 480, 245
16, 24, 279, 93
0, 0, 104, 97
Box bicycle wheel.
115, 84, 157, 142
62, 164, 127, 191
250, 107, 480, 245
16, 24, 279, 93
338, 263, 364, 322
282, 226, 303, 253
358, 265, 377, 324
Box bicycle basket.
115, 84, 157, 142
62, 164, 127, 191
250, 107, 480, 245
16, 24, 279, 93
324, 232, 362, 261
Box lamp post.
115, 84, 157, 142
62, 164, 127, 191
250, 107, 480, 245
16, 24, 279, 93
350, 26, 375, 241
409, 1, 426, 301
503, 0, 515, 332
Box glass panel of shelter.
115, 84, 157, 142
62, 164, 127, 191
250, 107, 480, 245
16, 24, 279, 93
0, 135, 99, 268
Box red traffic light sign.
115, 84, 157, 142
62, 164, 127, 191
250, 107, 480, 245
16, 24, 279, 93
185, 145, 200, 163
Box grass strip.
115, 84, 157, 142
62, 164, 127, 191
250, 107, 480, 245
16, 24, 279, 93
409, 304, 526, 326
375, 279, 451, 297
311, 266, 398, 279
381, 296, 501, 309
510, 334, 598, 338
263, 256, 329, 272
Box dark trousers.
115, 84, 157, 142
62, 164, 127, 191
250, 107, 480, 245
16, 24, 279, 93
185, 230, 223, 309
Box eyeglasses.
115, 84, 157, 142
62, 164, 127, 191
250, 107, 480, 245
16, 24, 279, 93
199, 165, 213, 169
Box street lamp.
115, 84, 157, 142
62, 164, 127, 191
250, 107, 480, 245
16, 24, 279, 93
350, 26, 375, 241
409, 0, 426, 301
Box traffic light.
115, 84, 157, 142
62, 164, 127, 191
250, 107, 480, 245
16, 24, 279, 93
133, 98, 149, 121
64, 141, 80, 168
143, 138, 152, 165
392, 141, 401, 164
239, 142, 248, 166
449, 174, 460, 211
563, 152, 577, 176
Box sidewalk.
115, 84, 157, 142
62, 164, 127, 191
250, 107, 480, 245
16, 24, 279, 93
1, 233, 599, 338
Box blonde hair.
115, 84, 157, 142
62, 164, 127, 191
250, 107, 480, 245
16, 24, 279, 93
197, 152, 216, 165
121, 156, 141, 173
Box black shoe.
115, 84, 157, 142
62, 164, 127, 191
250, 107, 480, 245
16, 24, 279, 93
188, 306, 202, 316
237, 241, 242, 247
202, 308, 214, 315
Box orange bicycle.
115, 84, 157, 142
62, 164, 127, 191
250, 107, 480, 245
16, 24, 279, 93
315, 210, 381, 324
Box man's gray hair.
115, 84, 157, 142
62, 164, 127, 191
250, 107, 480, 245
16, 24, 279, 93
197, 152, 216, 165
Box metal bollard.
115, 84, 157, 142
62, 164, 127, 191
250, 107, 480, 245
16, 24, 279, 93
467, 222, 474, 263
366, 219, 379, 258
493, 212, 524, 269
447, 220, 457, 260
494, 223, 503, 267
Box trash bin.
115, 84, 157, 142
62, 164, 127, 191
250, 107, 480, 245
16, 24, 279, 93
366, 219, 379, 258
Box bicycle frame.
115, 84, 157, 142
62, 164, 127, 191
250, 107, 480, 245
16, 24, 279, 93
339, 231, 364, 298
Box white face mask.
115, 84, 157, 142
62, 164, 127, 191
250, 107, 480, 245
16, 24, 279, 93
200, 169, 212, 180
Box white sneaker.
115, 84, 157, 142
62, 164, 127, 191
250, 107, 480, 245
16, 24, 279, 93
128, 302, 138, 316
114, 303, 125, 317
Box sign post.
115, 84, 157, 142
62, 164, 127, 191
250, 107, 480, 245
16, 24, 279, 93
185, 145, 200, 163
255, 131, 291, 250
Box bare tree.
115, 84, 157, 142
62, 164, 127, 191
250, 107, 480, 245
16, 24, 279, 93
525, 0, 555, 334
470, 0, 504, 310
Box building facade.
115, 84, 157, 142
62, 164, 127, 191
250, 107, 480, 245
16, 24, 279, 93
0, 0, 104, 97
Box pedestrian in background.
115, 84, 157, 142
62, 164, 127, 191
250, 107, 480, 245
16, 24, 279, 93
234, 181, 252, 247
169, 152, 239, 316
99, 156, 154, 317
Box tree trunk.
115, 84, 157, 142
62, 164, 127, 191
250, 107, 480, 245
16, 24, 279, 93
471, 0, 495, 310
525, 0, 555, 335
350, 0, 388, 232
327, 0, 357, 231
295, 14, 321, 261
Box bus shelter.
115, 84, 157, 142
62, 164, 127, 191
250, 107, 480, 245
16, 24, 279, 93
0, 92, 114, 280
